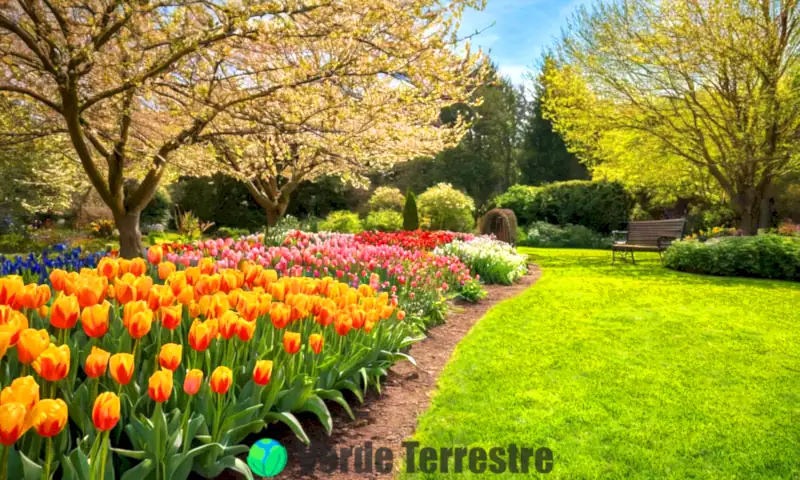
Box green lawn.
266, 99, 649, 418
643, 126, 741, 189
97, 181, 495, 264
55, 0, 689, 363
402, 248, 800, 479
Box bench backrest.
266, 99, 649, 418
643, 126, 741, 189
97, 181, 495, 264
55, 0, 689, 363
627, 219, 686, 246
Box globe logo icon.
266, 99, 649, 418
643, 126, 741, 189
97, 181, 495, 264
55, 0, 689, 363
247, 438, 288, 478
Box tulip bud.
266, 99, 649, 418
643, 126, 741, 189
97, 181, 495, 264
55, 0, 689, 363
183, 369, 203, 396
81, 301, 111, 338
158, 343, 182, 371
147, 245, 164, 265
17, 328, 50, 364
109, 353, 135, 385
253, 360, 273, 386
92, 392, 120, 431
309, 334, 324, 355
50, 294, 80, 329
84, 347, 111, 378
148, 369, 173, 403
283, 331, 301, 354
210, 366, 232, 394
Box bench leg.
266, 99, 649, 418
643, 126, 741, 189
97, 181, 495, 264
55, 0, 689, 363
631, 250, 635, 265
612, 249, 616, 264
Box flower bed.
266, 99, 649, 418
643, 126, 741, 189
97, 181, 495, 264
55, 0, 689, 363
0, 228, 521, 480
0, 243, 108, 284
353, 230, 473, 250
434, 237, 528, 285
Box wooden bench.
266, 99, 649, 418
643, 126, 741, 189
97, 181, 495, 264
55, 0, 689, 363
612, 218, 686, 264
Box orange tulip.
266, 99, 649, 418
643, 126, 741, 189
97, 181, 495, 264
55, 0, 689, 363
85, 347, 111, 378
49, 269, 69, 292
50, 294, 80, 329
334, 313, 352, 336
113, 277, 137, 304
0, 376, 39, 410
253, 360, 273, 386
351, 309, 366, 329
158, 261, 176, 281
270, 303, 290, 329
118, 258, 131, 276
160, 304, 182, 330
33, 344, 70, 382
92, 392, 120, 431
235, 318, 256, 342
210, 366, 232, 394
218, 310, 239, 340
195, 274, 221, 297
97, 257, 119, 280
81, 301, 111, 338
237, 298, 260, 322
283, 331, 301, 354
147, 285, 174, 311
188, 319, 215, 352
176, 286, 194, 305
109, 353, 135, 385
147, 245, 164, 265
134, 276, 153, 302
0, 402, 28, 445
127, 309, 153, 339
309, 334, 324, 355
17, 328, 50, 364
122, 300, 148, 328
21, 284, 51, 310
159, 343, 182, 371
75, 276, 107, 308
0, 330, 10, 360
0, 307, 27, 346
129, 258, 147, 277
397, 310, 406, 321
183, 369, 204, 396
29, 398, 68, 437
0, 276, 23, 307
148, 369, 173, 403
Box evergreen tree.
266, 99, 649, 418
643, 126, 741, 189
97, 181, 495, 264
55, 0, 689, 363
403, 190, 419, 230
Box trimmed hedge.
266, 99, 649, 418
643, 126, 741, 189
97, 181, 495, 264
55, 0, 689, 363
664, 235, 800, 281
319, 210, 363, 233
479, 209, 517, 245
364, 209, 403, 232
403, 190, 419, 230
495, 180, 632, 234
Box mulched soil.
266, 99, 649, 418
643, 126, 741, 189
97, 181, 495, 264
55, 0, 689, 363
217, 266, 541, 480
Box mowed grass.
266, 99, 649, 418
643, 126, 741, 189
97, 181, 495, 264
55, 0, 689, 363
402, 248, 800, 479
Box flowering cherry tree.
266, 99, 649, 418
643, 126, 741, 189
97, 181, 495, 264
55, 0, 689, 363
0, 0, 485, 256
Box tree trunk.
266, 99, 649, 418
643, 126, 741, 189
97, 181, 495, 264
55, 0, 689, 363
116, 211, 143, 259
265, 202, 288, 227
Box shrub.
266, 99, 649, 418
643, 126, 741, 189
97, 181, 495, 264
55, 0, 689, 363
319, 210, 363, 233
217, 226, 251, 239
367, 187, 405, 212
140, 187, 172, 226
435, 237, 528, 285
170, 174, 265, 230
521, 222, 612, 249
403, 190, 419, 230
89, 219, 116, 239
417, 183, 475, 232
479, 209, 517, 244
664, 235, 800, 281
363, 209, 403, 232
495, 180, 632, 233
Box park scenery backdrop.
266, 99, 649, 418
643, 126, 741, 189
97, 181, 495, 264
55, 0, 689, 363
0, 0, 799, 479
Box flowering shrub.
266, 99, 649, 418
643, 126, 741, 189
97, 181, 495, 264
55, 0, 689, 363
0, 250, 413, 480
776, 221, 800, 237
363, 210, 403, 232
417, 183, 476, 232
89, 220, 116, 239
318, 211, 363, 234
435, 237, 528, 285
367, 187, 405, 212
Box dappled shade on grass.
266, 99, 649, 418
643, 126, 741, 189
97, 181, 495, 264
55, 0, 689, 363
404, 248, 800, 479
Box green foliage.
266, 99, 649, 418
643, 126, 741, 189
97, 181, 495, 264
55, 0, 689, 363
367, 187, 405, 212
0, 232, 33, 254
319, 211, 363, 233
519, 57, 589, 185
406, 248, 800, 479
495, 180, 632, 233
521, 221, 612, 249
171, 175, 265, 230
403, 191, 419, 230
455, 279, 487, 303
140, 187, 173, 227
664, 236, 800, 281
217, 226, 251, 239
363, 210, 403, 232
417, 183, 475, 232
89, 220, 116, 239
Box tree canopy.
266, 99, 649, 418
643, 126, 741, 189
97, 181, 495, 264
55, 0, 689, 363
544, 0, 800, 232
0, 0, 485, 255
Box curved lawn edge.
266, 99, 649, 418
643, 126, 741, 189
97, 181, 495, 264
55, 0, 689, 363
254, 267, 542, 479
401, 248, 800, 479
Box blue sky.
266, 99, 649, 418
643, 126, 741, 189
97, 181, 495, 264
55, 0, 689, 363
458, 0, 593, 85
